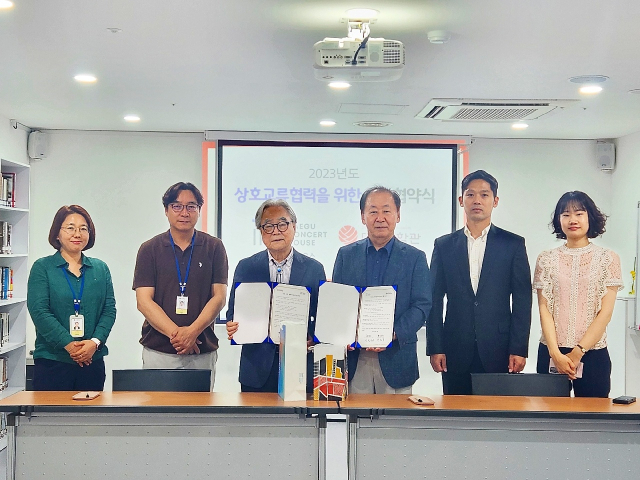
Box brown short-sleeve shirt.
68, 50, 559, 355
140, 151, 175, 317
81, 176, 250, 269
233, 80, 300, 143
133, 230, 228, 354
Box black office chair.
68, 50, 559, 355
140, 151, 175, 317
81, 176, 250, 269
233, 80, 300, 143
471, 373, 571, 397
112, 369, 211, 392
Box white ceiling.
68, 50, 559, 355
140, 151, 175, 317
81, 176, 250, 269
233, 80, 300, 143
1, 0, 640, 139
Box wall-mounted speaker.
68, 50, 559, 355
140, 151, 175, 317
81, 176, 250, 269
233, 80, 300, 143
27, 131, 49, 160
596, 141, 615, 171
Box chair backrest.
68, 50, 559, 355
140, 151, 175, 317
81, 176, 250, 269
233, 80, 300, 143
112, 369, 211, 392
471, 373, 571, 397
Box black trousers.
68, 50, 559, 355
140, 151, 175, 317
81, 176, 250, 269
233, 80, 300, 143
33, 357, 106, 391
441, 342, 486, 395
241, 348, 280, 393
536, 343, 611, 398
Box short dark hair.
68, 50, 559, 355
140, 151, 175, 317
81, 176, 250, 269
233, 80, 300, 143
48, 205, 96, 251
461, 170, 498, 197
162, 182, 204, 209
359, 186, 401, 213
551, 191, 607, 239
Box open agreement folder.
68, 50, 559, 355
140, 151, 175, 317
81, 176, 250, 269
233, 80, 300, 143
313, 281, 396, 348
230, 282, 311, 344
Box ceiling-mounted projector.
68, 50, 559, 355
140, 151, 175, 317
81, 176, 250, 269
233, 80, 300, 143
313, 19, 404, 82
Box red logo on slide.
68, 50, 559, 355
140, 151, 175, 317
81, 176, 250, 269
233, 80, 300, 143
338, 225, 358, 245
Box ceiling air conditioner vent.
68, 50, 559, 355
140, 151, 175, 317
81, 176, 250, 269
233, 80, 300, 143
416, 99, 578, 122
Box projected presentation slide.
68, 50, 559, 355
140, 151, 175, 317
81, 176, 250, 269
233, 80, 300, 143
217, 141, 456, 319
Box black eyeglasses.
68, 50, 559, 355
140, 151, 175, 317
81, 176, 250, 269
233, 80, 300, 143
169, 203, 200, 213
260, 221, 290, 234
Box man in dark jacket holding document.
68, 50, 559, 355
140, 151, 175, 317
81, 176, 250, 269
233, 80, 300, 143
332, 186, 432, 394
226, 199, 326, 392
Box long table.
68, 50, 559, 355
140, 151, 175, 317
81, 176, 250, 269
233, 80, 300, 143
340, 394, 640, 480
3, 392, 640, 480
0, 391, 339, 480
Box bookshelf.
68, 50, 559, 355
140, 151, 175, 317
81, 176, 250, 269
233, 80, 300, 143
0, 158, 28, 468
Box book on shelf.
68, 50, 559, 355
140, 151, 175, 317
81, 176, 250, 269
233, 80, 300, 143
0, 267, 13, 300
1, 172, 15, 208
0, 222, 11, 254
0, 412, 6, 439
0, 356, 7, 391
0, 312, 8, 346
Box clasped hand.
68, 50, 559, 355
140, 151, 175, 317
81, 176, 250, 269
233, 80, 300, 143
170, 326, 202, 354
65, 340, 97, 367
552, 353, 578, 380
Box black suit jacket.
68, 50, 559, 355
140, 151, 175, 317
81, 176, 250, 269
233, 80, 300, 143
226, 249, 326, 388
332, 238, 432, 389
426, 225, 532, 373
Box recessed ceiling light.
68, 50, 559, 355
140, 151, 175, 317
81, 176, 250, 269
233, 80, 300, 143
346, 8, 378, 20
124, 115, 141, 122
74, 74, 97, 83
579, 85, 603, 95
320, 120, 336, 127
353, 121, 392, 128
0, 1, 14, 9
569, 75, 608, 84
328, 81, 351, 89
511, 122, 529, 130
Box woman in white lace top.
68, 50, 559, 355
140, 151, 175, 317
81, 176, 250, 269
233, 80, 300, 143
534, 191, 623, 397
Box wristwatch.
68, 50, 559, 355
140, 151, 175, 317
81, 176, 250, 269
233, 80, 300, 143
576, 344, 587, 354
91, 338, 103, 350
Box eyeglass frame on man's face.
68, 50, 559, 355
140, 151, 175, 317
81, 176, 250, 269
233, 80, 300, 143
60, 225, 90, 235
168, 203, 201, 214
260, 221, 291, 234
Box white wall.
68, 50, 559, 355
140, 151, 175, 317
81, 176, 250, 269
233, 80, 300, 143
28, 131, 203, 390
610, 131, 640, 396
610, 131, 640, 283
0, 115, 29, 165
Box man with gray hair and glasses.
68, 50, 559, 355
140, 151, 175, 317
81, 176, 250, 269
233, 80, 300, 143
226, 198, 326, 392
133, 182, 228, 390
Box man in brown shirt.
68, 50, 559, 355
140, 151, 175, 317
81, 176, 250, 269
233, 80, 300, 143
133, 182, 228, 389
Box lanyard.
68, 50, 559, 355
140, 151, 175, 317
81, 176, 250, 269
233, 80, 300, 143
61, 266, 85, 316
169, 231, 196, 297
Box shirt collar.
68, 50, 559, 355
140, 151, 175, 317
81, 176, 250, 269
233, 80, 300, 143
268, 247, 294, 266
464, 223, 491, 241
366, 236, 395, 253
53, 250, 92, 268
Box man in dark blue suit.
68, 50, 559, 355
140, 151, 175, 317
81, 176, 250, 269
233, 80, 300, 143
333, 186, 431, 394
427, 170, 532, 395
226, 199, 326, 392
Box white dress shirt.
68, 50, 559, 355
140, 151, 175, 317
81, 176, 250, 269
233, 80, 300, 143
268, 248, 294, 284
464, 223, 491, 294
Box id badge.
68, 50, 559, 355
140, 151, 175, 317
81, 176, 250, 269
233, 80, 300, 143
70, 314, 85, 338
176, 295, 188, 315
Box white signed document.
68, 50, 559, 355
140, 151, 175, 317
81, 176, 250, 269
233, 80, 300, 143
269, 284, 310, 344
231, 282, 271, 344
314, 282, 396, 348
314, 282, 360, 346
357, 286, 396, 348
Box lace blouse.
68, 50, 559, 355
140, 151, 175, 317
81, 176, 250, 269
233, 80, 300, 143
533, 243, 623, 349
